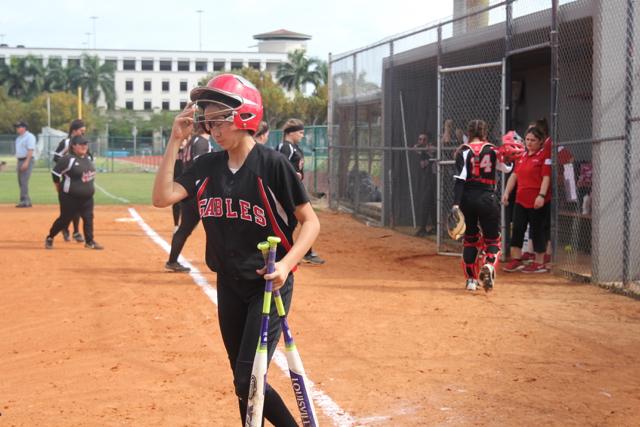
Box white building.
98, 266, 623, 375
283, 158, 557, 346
0, 29, 311, 111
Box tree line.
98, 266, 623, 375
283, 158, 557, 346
0, 49, 328, 135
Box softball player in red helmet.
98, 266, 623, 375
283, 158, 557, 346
153, 74, 319, 426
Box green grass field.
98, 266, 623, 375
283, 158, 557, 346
0, 169, 155, 205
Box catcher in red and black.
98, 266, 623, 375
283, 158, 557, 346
451, 120, 523, 291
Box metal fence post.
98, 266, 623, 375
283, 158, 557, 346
622, 0, 635, 286
550, 0, 560, 264
436, 25, 442, 252
353, 54, 360, 214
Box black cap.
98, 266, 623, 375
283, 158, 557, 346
70, 135, 89, 145
14, 120, 27, 128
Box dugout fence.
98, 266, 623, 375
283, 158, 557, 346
328, 0, 640, 291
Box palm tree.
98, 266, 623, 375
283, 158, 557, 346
277, 49, 321, 94
0, 55, 45, 100
80, 54, 116, 109
44, 57, 68, 92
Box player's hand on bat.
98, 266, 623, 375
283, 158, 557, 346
501, 192, 510, 206
170, 103, 195, 143
256, 262, 289, 291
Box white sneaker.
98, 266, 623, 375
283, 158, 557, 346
465, 278, 478, 291
479, 264, 495, 291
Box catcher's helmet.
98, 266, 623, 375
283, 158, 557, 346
190, 74, 263, 133
498, 130, 525, 162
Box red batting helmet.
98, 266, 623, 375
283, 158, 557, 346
190, 74, 263, 133
498, 130, 525, 162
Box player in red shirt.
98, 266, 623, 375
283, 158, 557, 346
501, 126, 551, 273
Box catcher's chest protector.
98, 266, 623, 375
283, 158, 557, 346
462, 142, 495, 178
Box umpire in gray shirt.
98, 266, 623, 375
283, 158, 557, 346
14, 121, 36, 208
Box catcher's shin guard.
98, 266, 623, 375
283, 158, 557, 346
462, 233, 481, 279
482, 234, 502, 268
462, 261, 478, 280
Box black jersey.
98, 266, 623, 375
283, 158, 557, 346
53, 138, 71, 163
453, 141, 500, 206
182, 135, 212, 169
52, 154, 96, 198
277, 141, 305, 180
176, 143, 309, 282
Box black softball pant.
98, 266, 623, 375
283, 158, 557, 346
57, 191, 80, 233
217, 273, 297, 427
460, 190, 501, 276
168, 197, 200, 263
511, 202, 550, 254
49, 193, 95, 243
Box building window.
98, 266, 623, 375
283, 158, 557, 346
123, 59, 136, 70
159, 60, 172, 71
125, 80, 133, 92
231, 61, 243, 70
105, 59, 117, 70
162, 80, 170, 92
0, 57, 5, 65
179, 101, 187, 110
249, 61, 260, 70
125, 100, 134, 110
195, 61, 207, 72
141, 59, 154, 71
144, 101, 152, 111
162, 101, 170, 111
180, 81, 188, 92
143, 80, 151, 91
177, 60, 190, 71
213, 61, 225, 71
68, 58, 81, 67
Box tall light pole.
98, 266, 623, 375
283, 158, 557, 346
196, 10, 204, 51
90, 16, 98, 49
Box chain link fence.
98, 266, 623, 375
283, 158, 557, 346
329, 0, 639, 292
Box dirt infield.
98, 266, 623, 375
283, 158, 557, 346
2, 204, 640, 426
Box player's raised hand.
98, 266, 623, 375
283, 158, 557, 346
170, 103, 195, 143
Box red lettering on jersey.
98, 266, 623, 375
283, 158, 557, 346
225, 198, 238, 218
198, 198, 208, 217
239, 200, 252, 221
253, 205, 266, 227
212, 197, 223, 217
202, 198, 216, 217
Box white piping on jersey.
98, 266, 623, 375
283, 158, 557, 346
277, 142, 295, 161
453, 149, 470, 181
266, 184, 289, 226
56, 157, 77, 193
53, 138, 70, 159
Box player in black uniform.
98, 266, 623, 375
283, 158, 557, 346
277, 118, 325, 265
52, 119, 87, 243
171, 140, 186, 233
152, 74, 320, 426
165, 129, 212, 272
46, 135, 103, 250
452, 120, 513, 291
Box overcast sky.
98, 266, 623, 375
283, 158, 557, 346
0, 0, 454, 59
